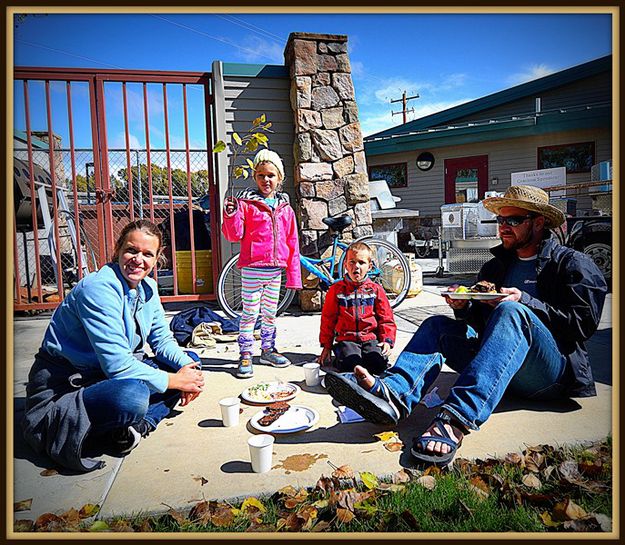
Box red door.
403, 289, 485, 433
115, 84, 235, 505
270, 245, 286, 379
444, 155, 489, 204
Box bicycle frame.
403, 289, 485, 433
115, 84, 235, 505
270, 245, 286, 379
299, 233, 386, 290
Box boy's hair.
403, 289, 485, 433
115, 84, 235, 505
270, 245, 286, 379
346, 241, 373, 261
253, 149, 285, 181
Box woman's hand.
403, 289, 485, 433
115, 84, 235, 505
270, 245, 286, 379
224, 196, 237, 214
179, 391, 201, 407
168, 364, 204, 393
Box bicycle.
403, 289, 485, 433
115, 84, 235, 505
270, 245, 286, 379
217, 214, 411, 318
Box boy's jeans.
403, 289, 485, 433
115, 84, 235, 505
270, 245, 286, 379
381, 301, 567, 431
83, 351, 200, 434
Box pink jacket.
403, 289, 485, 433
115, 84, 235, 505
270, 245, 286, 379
222, 189, 302, 289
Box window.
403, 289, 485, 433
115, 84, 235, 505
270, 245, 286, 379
368, 162, 407, 189
538, 142, 595, 173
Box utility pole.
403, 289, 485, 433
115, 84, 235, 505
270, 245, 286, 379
391, 90, 419, 124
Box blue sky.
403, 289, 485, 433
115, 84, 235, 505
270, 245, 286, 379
13, 10, 613, 143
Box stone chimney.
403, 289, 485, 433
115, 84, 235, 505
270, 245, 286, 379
284, 33, 372, 311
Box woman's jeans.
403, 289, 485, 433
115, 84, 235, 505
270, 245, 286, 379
381, 301, 567, 431
82, 351, 200, 436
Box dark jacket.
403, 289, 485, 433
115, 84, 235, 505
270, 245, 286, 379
457, 234, 607, 397
319, 277, 397, 349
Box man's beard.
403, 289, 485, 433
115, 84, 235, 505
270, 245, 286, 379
501, 230, 534, 251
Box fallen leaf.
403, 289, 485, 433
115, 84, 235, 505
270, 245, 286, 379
109, 519, 134, 532
34, 513, 66, 532
277, 485, 299, 497
299, 505, 318, 530
374, 431, 399, 442
134, 519, 153, 532
558, 460, 583, 483
312, 499, 329, 509
78, 503, 100, 519
189, 501, 211, 525
383, 441, 403, 452
540, 511, 561, 527
400, 510, 420, 530
310, 520, 331, 532
336, 508, 355, 524
504, 452, 524, 466
542, 465, 555, 481
61, 508, 81, 529
525, 451, 545, 473
377, 483, 405, 493
39, 469, 58, 477
424, 465, 442, 477
469, 476, 490, 499
416, 475, 437, 490
88, 520, 110, 532
563, 516, 607, 532
278, 512, 304, 532
553, 499, 587, 522
241, 497, 266, 514
579, 460, 603, 478
13, 519, 34, 532
392, 469, 411, 484
360, 471, 379, 490
314, 476, 335, 495
211, 505, 235, 527
337, 489, 357, 511
520, 492, 556, 506
331, 464, 355, 479
522, 473, 542, 489
14, 499, 33, 512
590, 513, 612, 532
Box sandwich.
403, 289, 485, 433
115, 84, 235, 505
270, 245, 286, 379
470, 280, 497, 293
258, 401, 290, 427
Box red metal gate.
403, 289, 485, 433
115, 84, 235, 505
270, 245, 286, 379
13, 67, 221, 312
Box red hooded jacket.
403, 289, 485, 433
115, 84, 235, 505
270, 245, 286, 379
319, 277, 396, 348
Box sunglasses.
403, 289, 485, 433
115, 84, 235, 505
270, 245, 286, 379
496, 214, 535, 227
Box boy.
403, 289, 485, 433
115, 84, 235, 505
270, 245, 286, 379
318, 241, 397, 374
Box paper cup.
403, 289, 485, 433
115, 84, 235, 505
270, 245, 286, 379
248, 434, 275, 473
219, 397, 240, 427
303, 362, 321, 387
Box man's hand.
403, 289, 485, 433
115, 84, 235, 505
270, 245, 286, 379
224, 196, 237, 214
318, 347, 333, 365
484, 286, 522, 307
378, 341, 392, 357
442, 283, 469, 310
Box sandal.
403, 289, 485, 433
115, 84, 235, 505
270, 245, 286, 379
410, 412, 465, 466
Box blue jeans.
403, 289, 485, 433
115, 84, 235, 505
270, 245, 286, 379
381, 301, 568, 431
83, 351, 200, 435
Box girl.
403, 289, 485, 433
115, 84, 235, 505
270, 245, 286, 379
222, 149, 302, 378
22, 220, 205, 472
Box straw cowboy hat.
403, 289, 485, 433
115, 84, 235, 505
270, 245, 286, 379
482, 185, 565, 229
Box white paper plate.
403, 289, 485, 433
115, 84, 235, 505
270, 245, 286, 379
241, 381, 300, 404
250, 405, 319, 434
441, 290, 505, 301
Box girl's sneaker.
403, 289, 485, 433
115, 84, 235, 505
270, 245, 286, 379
237, 354, 254, 378
259, 348, 291, 368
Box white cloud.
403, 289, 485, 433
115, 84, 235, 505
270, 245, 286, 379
236, 36, 285, 64
109, 131, 141, 149
351, 60, 365, 78
507, 64, 555, 86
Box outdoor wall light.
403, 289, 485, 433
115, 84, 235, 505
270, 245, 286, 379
416, 152, 435, 171
491, 177, 499, 185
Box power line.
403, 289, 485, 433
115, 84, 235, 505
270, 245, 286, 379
213, 14, 286, 45
150, 14, 279, 62
391, 90, 419, 124
15, 39, 125, 69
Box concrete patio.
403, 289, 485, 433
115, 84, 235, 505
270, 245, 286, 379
12, 274, 613, 523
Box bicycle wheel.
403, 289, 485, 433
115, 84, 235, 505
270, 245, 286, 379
216, 254, 296, 319
339, 237, 411, 309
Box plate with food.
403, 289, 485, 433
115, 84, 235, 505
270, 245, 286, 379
250, 402, 319, 434
441, 281, 506, 301
241, 381, 300, 404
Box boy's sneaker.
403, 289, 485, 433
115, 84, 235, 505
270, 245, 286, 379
236, 354, 254, 378
112, 419, 153, 455
259, 348, 291, 368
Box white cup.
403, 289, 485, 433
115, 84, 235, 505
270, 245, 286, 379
248, 434, 275, 473
303, 362, 321, 387
219, 397, 240, 427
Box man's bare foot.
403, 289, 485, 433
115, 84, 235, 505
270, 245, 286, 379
420, 415, 464, 455
353, 365, 376, 390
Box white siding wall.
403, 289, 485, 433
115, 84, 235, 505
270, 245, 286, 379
367, 127, 612, 218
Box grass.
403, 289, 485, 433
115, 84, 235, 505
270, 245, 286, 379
17, 437, 612, 534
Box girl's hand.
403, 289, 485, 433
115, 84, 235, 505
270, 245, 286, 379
224, 197, 237, 214
168, 365, 204, 393
318, 347, 333, 365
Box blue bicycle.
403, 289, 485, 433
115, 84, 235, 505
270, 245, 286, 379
217, 215, 411, 318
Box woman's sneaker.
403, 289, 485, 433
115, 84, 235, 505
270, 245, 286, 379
112, 419, 153, 455
236, 354, 254, 378
259, 348, 291, 368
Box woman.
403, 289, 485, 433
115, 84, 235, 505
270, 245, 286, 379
21, 220, 205, 472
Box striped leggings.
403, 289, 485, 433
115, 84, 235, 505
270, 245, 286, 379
238, 267, 282, 355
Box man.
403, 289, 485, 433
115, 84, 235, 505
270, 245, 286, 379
325, 185, 607, 466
